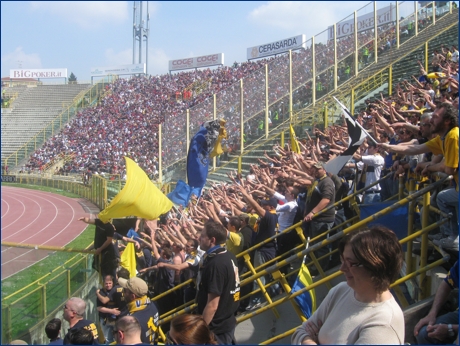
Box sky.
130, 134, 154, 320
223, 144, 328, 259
1, 1, 413, 82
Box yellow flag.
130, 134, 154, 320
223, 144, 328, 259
290, 124, 301, 154
120, 242, 137, 278
426, 72, 446, 79
210, 119, 227, 158
98, 157, 173, 223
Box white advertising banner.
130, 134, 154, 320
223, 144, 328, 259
328, 5, 396, 40
169, 53, 224, 71
246, 35, 306, 60
10, 68, 68, 79
90, 64, 146, 76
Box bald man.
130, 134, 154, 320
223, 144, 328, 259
62, 297, 99, 344
114, 316, 143, 345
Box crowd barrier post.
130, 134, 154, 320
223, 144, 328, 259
243, 254, 281, 318
420, 190, 431, 300
271, 270, 307, 322
374, 1, 378, 63
406, 179, 416, 273
265, 64, 269, 138
239, 78, 244, 172
398, 174, 405, 200
389, 64, 393, 95
333, 23, 338, 90
213, 94, 217, 171
396, 2, 400, 49
354, 11, 358, 77
311, 36, 316, 106
432, 1, 436, 25
288, 50, 293, 138
415, 1, 419, 36
158, 123, 163, 184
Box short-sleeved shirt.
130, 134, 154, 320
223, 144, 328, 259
112, 284, 128, 318
94, 219, 116, 265
96, 287, 117, 320
425, 127, 459, 188
305, 175, 336, 223
274, 192, 298, 232
359, 154, 385, 191
197, 248, 240, 335
254, 210, 278, 259
226, 232, 243, 256
63, 319, 99, 344
127, 297, 159, 345
445, 261, 459, 289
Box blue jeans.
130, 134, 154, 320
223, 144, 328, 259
100, 317, 115, 343
436, 187, 459, 238
304, 221, 334, 272
416, 312, 458, 344
251, 250, 277, 304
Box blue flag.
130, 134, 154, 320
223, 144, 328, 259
187, 125, 209, 190
291, 262, 316, 318
167, 180, 194, 206
168, 120, 222, 206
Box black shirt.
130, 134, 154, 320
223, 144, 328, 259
305, 175, 336, 223
197, 248, 240, 335
254, 210, 278, 259
63, 319, 99, 344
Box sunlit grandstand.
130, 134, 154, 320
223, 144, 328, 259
1, 1, 458, 344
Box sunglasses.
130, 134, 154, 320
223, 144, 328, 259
420, 122, 430, 127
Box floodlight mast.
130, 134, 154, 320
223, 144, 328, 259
133, 1, 150, 75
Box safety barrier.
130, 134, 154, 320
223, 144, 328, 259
1, 170, 454, 343
145, 172, 454, 344
1, 244, 96, 344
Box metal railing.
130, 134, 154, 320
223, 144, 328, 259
1, 245, 95, 344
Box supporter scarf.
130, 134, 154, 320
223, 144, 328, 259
127, 296, 152, 314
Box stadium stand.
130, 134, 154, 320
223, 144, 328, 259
1, 84, 92, 159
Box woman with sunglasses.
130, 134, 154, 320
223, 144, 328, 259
292, 226, 404, 344
166, 314, 218, 345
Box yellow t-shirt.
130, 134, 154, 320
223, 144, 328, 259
425, 127, 459, 189
226, 232, 243, 256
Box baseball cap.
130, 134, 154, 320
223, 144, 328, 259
313, 161, 326, 169
260, 197, 278, 208
118, 277, 148, 297
239, 213, 249, 221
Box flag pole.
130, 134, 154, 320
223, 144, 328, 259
332, 96, 378, 144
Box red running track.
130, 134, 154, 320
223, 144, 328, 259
1, 186, 99, 280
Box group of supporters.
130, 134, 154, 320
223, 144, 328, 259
50, 68, 458, 343
12, 9, 455, 344
21, 8, 449, 176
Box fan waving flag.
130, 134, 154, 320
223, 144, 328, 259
168, 119, 226, 206
324, 97, 367, 175
98, 157, 173, 223
290, 124, 301, 154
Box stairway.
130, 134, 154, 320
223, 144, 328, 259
206, 8, 458, 186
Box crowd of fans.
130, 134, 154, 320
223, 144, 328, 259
35, 40, 458, 342
22, 11, 441, 176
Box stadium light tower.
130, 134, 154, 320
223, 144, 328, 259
133, 1, 150, 74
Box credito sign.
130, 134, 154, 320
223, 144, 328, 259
169, 53, 224, 71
